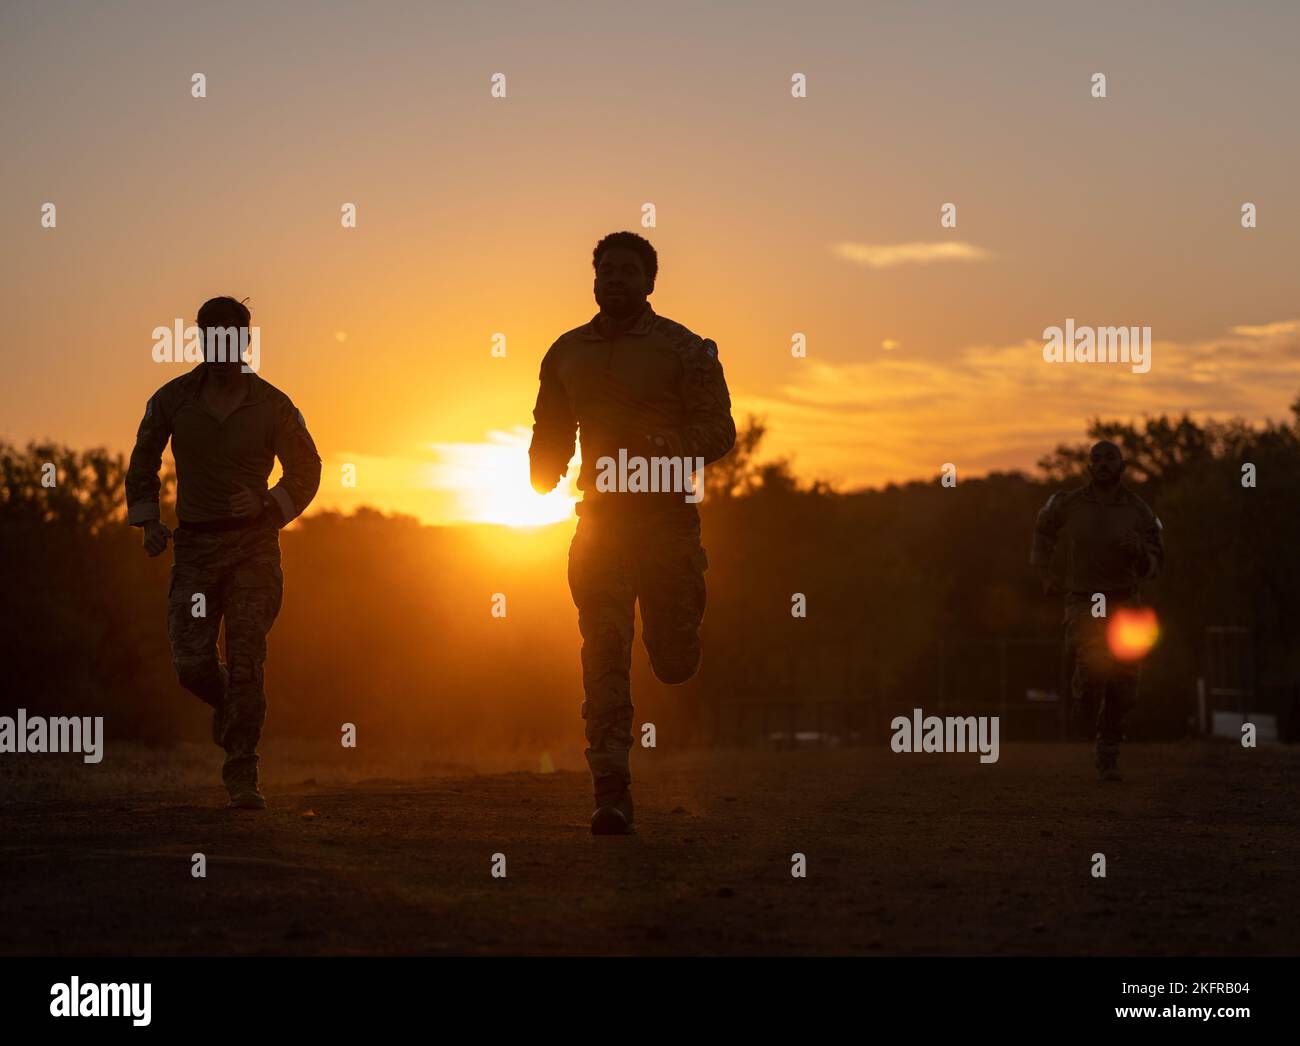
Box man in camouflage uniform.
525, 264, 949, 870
125, 297, 321, 808
530, 232, 736, 834
1031, 440, 1164, 780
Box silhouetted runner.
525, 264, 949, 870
125, 296, 321, 808
530, 232, 736, 834
1032, 440, 1164, 780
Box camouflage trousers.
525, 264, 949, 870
1064, 593, 1141, 749
567, 505, 708, 792
167, 521, 283, 789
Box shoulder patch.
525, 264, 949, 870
702, 338, 719, 360
296, 409, 307, 428
143, 398, 153, 420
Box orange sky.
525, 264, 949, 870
4, 1, 1299, 525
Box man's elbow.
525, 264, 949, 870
304, 461, 322, 507
704, 418, 736, 467
722, 417, 737, 455
284, 459, 322, 517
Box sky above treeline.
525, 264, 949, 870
4, 0, 1298, 524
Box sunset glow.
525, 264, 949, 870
429, 428, 578, 526
3, 4, 1298, 528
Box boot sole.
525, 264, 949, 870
227, 795, 267, 810
591, 807, 634, 835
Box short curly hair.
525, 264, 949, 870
592, 231, 658, 288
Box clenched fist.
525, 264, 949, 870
141, 520, 171, 557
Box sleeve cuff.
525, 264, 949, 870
269, 485, 298, 524
127, 502, 160, 525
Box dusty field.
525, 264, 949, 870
1, 742, 1296, 956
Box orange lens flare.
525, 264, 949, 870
1107, 606, 1160, 662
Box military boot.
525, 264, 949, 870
591, 774, 635, 835
1095, 740, 1122, 782
224, 755, 266, 809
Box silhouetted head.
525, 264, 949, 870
592, 232, 656, 319
1087, 440, 1125, 487
196, 296, 251, 370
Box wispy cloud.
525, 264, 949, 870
1231, 320, 1300, 339
832, 241, 991, 269
736, 321, 1300, 490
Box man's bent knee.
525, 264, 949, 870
173, 655, 225, 706
649, 646, 701, 685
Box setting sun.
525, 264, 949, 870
429, 427, 578, 526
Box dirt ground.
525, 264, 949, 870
1, 741, 1296, 956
